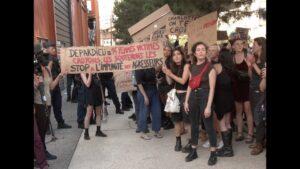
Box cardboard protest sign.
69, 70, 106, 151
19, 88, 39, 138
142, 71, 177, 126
166, 15, 198, 35
114, 71, 136, 93
217, 31, 228, 41
151, 27, 166, 41
187, 11, 218, 54
236, 27, 250, 40
60, 41, 164, 74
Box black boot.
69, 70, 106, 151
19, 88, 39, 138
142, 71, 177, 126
182, 140, 192, 153
46, 151, 57, 160
216, 131, 234, 157
185, 147, 198, 162
57, 122, 72, 129
208, 151, 218, 166
84, 128, 90, 140
116, 109, 124, 114
95, 126, 107, 137
175, 137, 182, 152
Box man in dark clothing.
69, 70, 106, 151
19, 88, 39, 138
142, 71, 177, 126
99, 72, 124, 114
45, 42, 72, 129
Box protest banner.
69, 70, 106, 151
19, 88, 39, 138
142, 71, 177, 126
236, 27, 250, 40
166, 15, 198, 35
187, 11, 218, 54
113, 71, 136, 93
60, 41, 164, 74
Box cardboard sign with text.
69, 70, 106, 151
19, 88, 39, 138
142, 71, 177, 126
151, 28, 166, 41
187, 11, 218, 54
114, 71, 136, 93
60, 41, 164, 74
166, 15, 198, 35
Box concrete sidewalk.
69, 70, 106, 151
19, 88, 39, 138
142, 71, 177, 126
68, 109, 266, 169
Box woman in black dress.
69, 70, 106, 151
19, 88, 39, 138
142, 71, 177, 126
230, 38, 254, 143
213, 52, 235, 157
80, 72, 107, 140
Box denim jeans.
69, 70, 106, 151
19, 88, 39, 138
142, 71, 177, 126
137, 87, 161, 132
132, 91, 139, 122
188, 88, 217, 147
101, 79, 121, 110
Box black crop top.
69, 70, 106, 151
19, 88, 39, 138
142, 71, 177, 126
172, 64, 188, 90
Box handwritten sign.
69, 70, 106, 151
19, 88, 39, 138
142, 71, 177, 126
60, 41, 164, 74
166, 15, 198, 35
114, 71, 136, 92
152, 28, 166, 41
187, 11, 218, 54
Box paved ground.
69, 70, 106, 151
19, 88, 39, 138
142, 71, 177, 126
37, 85, 265, 169
43, 89, 82, 169
68, 99, 266, 169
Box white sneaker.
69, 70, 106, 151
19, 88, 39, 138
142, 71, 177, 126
217, 140, 224, 149
202, 140, 210, 148
140, 133, 152, 140
154, 132, 163, 138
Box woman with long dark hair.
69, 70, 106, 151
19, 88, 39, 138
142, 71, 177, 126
80, 73, 107, 140
184, 42, 218, 165
249, 37, 267, 155
230, 38, 254, 144
212, 47, 235, 157
162, 47, 190, 152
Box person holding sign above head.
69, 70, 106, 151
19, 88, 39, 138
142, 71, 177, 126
162, 47, 190, 152
80, 72, 107, 140
135, 67, 163, 140
183, 42, 218, 165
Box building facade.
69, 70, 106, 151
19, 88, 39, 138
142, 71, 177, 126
34, 0, 91, 49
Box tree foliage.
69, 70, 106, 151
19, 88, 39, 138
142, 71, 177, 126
113, 0, 264, 44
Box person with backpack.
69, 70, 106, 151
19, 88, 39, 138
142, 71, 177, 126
183, 42, 218, 165
229, 38, 255, 144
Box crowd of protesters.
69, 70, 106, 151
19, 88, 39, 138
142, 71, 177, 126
33, 33, 266, 168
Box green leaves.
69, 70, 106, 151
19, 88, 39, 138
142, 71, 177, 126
113, 0, 257, 44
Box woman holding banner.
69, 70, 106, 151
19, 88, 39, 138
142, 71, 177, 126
162, 47, 190, 152
183, 42, 218, 165
80, 72, 107, 140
